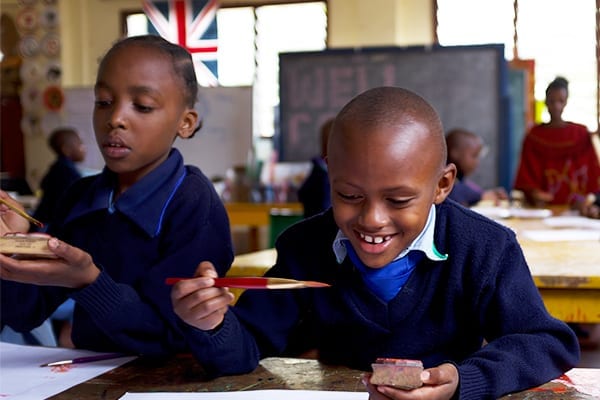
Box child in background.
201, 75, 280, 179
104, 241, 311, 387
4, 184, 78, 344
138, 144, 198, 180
445, 128, 508, 207
513, 76, 600, 207
0, 35, 233, 356
170, 87, 578, 399
297, 117, 333, 218
33, 127, 86, 226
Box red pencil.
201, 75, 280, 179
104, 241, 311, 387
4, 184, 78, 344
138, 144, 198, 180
165, 276, 330, 289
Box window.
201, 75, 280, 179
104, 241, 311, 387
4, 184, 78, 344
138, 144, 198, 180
436, 0, 597, 132
124, 2, 327, 139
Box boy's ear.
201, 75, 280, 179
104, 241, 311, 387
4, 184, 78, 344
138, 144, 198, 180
434, 163, 457, 204
177, 109, 199, 139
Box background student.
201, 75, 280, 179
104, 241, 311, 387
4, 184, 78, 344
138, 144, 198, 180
32, 127, 86, 227
445, 128, 508, 206
297, 117, 333, 218
0, 35, 233, 356
170, 87, 578, 400
513, 76, 600, 207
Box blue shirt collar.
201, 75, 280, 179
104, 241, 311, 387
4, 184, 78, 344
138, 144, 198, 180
63, 149, 187, 238
332, 204, 447, 264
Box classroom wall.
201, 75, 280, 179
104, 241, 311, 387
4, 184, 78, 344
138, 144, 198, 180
1, 0, 434, 190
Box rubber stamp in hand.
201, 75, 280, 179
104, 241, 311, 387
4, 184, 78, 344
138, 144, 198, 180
370, 358, 424, 390
0, 233, 56, 258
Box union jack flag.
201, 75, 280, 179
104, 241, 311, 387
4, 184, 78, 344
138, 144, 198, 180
142, 0, 219, 87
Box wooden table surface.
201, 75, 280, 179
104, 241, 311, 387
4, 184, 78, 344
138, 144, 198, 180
499, 216, 600, 323
47, 355, 598, 399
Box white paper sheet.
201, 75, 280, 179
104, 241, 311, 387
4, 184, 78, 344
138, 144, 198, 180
0, 342, 136, 399
553, 368, 600, 397
543, 216, 600, 230
470, 206, 553, 220
520, 229, 600, 242
120, 390, 368, 400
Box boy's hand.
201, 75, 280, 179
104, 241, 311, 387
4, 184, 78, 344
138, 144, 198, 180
0, 237, 100, 288
0, 191, 30, 235
363, 363, 459, 400
171, 261, 235, 331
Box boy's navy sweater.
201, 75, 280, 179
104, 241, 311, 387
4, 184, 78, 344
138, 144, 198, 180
186, 200, 579, 399
1, 149, 234, 356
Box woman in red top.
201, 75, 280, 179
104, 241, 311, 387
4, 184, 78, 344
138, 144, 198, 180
513, 77, 600, 206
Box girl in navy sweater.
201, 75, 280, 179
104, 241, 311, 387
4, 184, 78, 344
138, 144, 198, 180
170, 87, 579, 399
0, 35, 233, 356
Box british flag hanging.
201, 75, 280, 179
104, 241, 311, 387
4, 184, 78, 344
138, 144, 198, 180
142, 0, 219, 87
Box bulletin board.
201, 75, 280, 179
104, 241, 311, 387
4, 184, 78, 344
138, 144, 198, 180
62, 86, 253, 180
278, 44, 512, 189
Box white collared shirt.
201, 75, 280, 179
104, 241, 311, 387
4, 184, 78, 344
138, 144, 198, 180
332, 204, 448, 264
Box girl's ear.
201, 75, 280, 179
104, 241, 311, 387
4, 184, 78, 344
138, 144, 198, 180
434, 163, 457, 204
177, 109, 200, 139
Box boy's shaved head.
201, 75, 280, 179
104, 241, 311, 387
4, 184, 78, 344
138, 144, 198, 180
329, 86, 447, 171
326, 87, 456, 269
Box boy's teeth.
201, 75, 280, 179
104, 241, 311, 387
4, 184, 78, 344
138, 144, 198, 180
360, 233, 386, 244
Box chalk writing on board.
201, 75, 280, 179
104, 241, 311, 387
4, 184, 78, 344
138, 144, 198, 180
278, 45, 511, 189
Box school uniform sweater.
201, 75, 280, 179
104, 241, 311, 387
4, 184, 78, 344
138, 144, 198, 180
1, 149, 234, 356
185, 199, 579, 399
448, 172, 484, 207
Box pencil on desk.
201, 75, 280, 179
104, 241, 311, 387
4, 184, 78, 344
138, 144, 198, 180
0, 198, 44, 228
165, 276, 331, 289
40, 352, 129, 367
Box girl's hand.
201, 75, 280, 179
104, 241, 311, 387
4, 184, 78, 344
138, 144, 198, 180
527, 189, 554, 207
0, 191, 30, 235
363, 363, 459, 400
171, 261, 235, 331
0, 237, 100, 288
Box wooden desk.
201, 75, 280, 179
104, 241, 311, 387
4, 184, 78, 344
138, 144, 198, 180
225, 202, 303, 251
47, 355, 598, 399
500, 217, 600, 323
230, 217, 600, 323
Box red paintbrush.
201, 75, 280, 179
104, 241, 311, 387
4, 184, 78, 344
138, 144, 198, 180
165, 276, 330, 289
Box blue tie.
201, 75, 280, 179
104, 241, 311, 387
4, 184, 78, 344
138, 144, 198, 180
344, 241, 424, 301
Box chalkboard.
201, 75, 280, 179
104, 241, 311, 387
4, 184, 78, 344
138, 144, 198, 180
63, 86, 253, 180
278, 44, 511, 189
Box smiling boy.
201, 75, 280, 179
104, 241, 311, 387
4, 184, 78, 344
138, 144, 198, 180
171, 87, 579, 400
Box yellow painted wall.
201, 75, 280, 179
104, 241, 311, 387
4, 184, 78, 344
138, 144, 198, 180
1, 0, 433, 189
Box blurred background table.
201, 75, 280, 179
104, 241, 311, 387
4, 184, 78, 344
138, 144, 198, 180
225, 202, 303, 252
